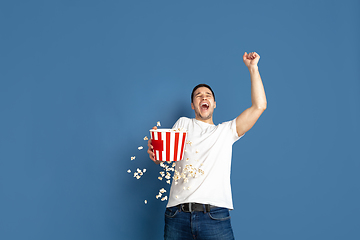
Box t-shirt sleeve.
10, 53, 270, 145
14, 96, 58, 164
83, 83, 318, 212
229, 118, 244, 143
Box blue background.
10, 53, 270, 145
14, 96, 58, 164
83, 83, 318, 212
1, 0, 359, 239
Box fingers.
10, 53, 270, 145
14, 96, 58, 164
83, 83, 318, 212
147, 138, 160, 164
243, 52, 248, 61
149, 126, 160, 164
244, 52, 259, 59
147, 139, 155, 159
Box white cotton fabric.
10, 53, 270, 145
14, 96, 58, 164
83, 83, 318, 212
166, 117, 244, 210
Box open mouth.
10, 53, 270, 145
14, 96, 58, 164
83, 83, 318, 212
200, 102, 209, 110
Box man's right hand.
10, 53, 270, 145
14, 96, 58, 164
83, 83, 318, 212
148, 127, 160, 164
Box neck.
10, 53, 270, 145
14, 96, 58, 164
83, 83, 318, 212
195, 116, 214, 125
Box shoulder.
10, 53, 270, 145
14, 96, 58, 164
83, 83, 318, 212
172, 117, 192, 128
218, 118, 244, 139
218, 118, 236, 127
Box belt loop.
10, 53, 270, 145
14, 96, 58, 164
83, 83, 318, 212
188, 203, 192, 212
205, 204, 210, 213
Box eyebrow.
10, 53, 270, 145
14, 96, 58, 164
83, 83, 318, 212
195, 92, 212, 96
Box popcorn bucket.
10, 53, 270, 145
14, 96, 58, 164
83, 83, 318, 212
150, 129, 187, 162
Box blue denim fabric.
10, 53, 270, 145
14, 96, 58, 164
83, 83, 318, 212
164, 206, 235, 240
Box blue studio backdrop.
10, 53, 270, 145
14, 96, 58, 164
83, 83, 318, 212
1, 1, 359, 240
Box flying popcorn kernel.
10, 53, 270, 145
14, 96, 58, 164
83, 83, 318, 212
144, 200, 147, 204
196, 150, 199, 153
143, 169, 146, 173
127, 169, 131, 173
161, 196, 167, 201
136, 176, 140, 179
138, 146, 143, 150
143, 136, 148, 140
159, 188, 166, 193
166, 180, 171, 184
157, 121, 161, 126
131, 156, 136, 161
158, 177, 163, 181
175, 195, 178, 198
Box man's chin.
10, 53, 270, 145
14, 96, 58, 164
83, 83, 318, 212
198, 114, 212, 121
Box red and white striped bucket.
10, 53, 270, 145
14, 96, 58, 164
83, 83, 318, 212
150, 129, 187, 162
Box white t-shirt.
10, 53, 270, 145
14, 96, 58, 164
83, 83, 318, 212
166, 117, 243, 210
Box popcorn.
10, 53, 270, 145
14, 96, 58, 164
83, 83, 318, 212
144, 200, 147, 204
143, 136, 148, 140
127, 169, 131, 173
159, 188, 166, 193
157, 121, 161, 126
158, 177, 163, 181
143, 169, 146, 173
166, 180, 171, 184
138, 146, 143, 150
131, 156, 136, 161
161, 196, 167, 201
196, 150, 199, 153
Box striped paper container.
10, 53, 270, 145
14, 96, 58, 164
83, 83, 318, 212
150, 129, 187, 162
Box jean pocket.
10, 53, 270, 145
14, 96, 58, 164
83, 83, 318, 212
208, 208, 231, 221
165, 207, 179, 218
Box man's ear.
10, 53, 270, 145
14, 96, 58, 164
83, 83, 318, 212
214, 101, 216, 109
191, 102, 194, 110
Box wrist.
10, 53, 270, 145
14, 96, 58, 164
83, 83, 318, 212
248, 65, 259, 73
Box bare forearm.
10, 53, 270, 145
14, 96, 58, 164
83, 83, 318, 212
248, 66, 267, 110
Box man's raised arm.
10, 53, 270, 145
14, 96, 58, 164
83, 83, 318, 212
236, 52, 267, 137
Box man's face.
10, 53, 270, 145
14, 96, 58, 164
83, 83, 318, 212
191, 87, 216, 122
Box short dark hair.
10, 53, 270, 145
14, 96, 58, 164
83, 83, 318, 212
191, 84, 215, 103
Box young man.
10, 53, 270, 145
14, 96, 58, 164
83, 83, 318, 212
147, 52, 267, 240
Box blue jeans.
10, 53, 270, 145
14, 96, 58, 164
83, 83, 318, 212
164, 206, 235, 240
